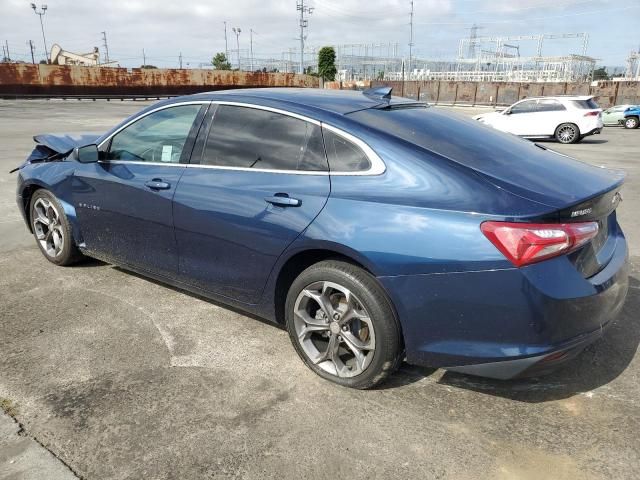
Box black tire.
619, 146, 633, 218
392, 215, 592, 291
624, 116, 639, 129
285, 260, 403, 389
555, 123, 580, 144
29, 189, 84, 266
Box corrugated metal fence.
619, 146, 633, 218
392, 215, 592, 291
326, 80, 640, 109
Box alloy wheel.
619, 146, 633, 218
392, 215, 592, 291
293, 281, 376, 378
32, 197, 64, 258
557, 125, 577, 143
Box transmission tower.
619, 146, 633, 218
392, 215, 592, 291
101, 31, 110, 64
297, 0, 313, 74
467, 24, 482, 58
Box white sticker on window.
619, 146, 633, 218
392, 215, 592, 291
161, 145, 173, 162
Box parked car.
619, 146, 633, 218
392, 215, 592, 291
622, 105, 640, 129
14, 88, 628, 389
473, 96, 603, 144
602, 104, 636, 126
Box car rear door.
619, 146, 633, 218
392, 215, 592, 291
72, 102, 207, 276
172, 103, 331, 304
531, 98, 568, 136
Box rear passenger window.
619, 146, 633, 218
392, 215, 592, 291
537, 100, 566, 112
323, 129, 371, 172
202, 105, 327, 171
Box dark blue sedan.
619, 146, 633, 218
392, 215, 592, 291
15, 88, 629, 388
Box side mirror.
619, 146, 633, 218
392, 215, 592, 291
73, 144, 99, 163
503, 109, 512, 115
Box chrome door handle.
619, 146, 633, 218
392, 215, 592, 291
264, 194, 301, 207
145, 179, 171, 190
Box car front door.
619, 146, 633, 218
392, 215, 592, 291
500, 99, 538, 135
602, 106, 625, 125
173, 103, 331, 304
72, 102, 207, 276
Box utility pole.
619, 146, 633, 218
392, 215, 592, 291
408, 0, 414, 75
223, 21, 229, 61
250, 29, 255, 72
101, 31, 110, 64
296, 0, 313, 74
179, 52, 183, 69
232, 27, 241, 70
30, 4, 49, 63
142, 48, 146, 67
4, 40, 10, 62
28, 40, 36, 63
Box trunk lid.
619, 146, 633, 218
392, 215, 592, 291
347, 107, 625, 277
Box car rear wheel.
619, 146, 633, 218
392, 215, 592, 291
285, 260, 403, 389
624, 116, 639, 129
555, 123, 580, 144
30, 190, 83, 266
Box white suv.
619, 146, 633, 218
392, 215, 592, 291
473, 96, 603, 144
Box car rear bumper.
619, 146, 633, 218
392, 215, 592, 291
583, 127, 602, 137
379, 228, 629, 380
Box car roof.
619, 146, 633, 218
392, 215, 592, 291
176, 88, 420, 116
519, 95, 594, 101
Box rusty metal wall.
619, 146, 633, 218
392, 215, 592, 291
0, 64, 320, 97
345, 80, 640, 108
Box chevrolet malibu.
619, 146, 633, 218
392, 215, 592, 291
14, 88, 628, 389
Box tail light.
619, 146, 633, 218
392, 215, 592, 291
480, 221, 599, 267
584, 111, 600, 117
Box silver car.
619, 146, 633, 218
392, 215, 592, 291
602, 105, 637, 126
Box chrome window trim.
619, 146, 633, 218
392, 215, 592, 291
210, 101, 321, 126
96, 101, 210, 149
320, 122, 386, 176
97, 99, 386, 176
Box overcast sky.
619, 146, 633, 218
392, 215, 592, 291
1, 0, 638, 69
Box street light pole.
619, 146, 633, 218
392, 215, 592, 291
250, 29, 255, 72
31, 3, 49, 63
232, 27, 241, 70
223, 21, 228, 61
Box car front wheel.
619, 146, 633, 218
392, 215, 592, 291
285, 260, 403, 389
555, 123, 580, 144
30, 189, 83, 266
624, 116, 639, 129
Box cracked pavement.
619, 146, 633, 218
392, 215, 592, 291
0, 100, 638, 479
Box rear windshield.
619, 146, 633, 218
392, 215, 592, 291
571, 99, 600, 109
346, 106, 617, 205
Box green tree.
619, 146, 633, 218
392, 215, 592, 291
317, 46, 337, 81
593, 66, 609, 81
140, 64, 158, 69
212, 52, 231, 70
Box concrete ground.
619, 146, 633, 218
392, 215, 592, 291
0, 100, 638, 480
